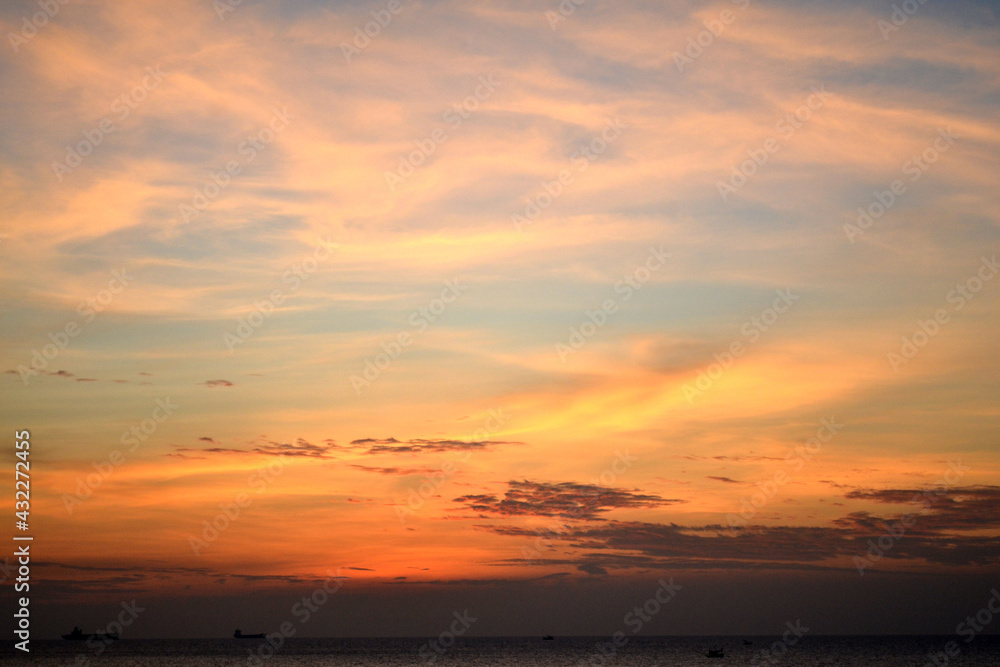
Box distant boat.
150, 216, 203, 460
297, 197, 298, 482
234, 629, 267, 639
743, 639, 753, 645
542, 635, 555, 640
705, 647, 725, 658
62, 627, 119, 641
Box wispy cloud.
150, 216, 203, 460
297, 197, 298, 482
454, 480, 681, 520
351, 437, 523, 455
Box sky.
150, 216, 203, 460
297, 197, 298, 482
1, 0, 999, 640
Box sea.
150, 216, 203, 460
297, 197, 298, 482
2, 636, 999, 666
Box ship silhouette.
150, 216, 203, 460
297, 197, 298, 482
234, 628, 267, 639
62, 626, 119, 641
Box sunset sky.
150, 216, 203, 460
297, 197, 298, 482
2, 0, 999, 639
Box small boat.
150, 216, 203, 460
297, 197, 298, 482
743, 639, 753, 645
62, 627, 119, 641
705, 647, 725, 658
234, 629, 267, 639
542, 635, 554, 640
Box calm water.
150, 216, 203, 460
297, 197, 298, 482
2, 636, 999, 666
